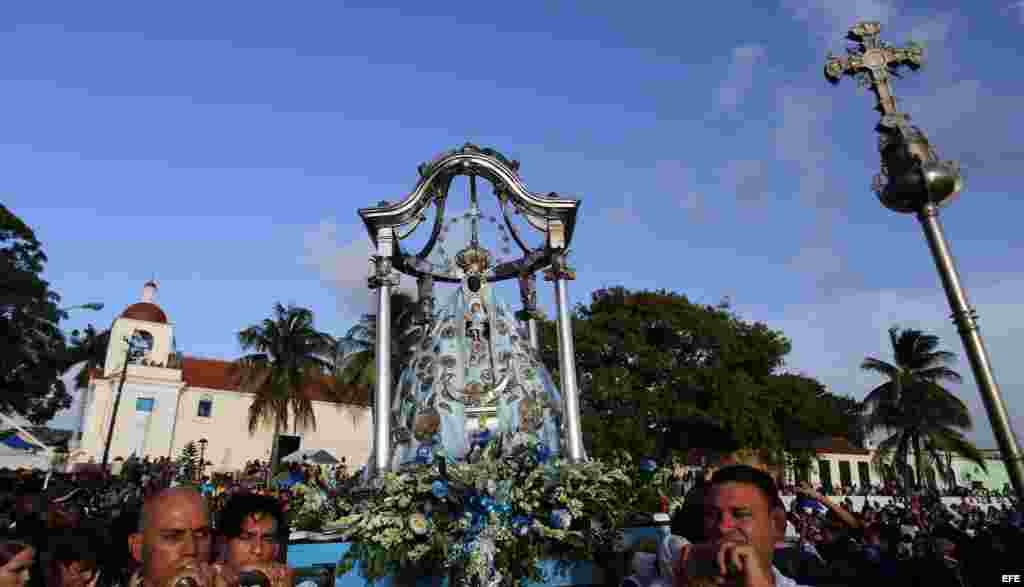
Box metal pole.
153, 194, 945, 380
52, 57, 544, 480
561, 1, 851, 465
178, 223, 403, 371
373, 273, 393, 475
101, 345, 131, 469
917, 204, 1024, 500
553, 276, 584, 462
527, 319, 540, 351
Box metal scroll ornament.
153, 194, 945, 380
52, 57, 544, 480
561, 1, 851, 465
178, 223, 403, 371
873, 114, 962, 213
823, 21, 960, 214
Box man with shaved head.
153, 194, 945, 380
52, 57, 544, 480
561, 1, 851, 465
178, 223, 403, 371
128, 488, 291, 587
128, 488, 222, 587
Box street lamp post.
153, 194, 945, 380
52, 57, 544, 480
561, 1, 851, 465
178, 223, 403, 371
198, 438, 208, 480
824, 21, 1024, 502
60, 303, 105, 313
100, 335, 146, 469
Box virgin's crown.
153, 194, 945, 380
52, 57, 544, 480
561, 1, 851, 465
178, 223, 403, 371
455, 244, 492, 273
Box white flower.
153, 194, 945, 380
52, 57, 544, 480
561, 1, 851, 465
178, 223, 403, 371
408, 512, 430, 536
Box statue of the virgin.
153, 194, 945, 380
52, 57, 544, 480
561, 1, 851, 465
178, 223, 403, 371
388, 200, 564, 467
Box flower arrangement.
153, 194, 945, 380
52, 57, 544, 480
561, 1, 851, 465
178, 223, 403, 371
288, 482, 352, 532
327, 440, 635, 587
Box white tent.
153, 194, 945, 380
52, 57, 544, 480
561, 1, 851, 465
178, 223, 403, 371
0, 444, 50, 470
280, 448, 339, 465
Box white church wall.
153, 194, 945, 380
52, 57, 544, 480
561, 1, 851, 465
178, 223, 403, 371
168, 388, 371, 471
288, 401, 372, 469
170, 387, 276, 470
77, 377, 182, 462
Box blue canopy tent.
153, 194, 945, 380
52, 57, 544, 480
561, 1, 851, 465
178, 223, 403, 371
0, 432, 39, 451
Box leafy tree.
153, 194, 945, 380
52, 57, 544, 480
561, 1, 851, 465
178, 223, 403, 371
235, 303, 338, 467
177, 441, 201, 483
66, 325, 111, 390
538, 287, 856, 462
539, 288, 773, 459
861, 326, 986, 488
0, 205, 72, 423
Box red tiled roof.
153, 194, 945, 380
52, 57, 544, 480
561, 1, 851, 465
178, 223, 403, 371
811, 437, 870, 456
121, 302, 169, 323
180, 357, 369, 406
86, 358, 368, 406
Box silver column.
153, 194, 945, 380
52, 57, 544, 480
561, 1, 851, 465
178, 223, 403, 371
917, 204, 1024, 499
549, 256, 584, 461
527, 319, 540, 351
369, 253, 398, 476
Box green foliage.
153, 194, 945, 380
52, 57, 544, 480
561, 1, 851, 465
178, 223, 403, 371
538, 287, 856, 460
333, 290, 419, 394
67, 325, 111, 390
861, 326, 985, 488
331, 448, 633, 586
0, 205, 73, 423
177, 441, 201, 483
288, 482, 350, 532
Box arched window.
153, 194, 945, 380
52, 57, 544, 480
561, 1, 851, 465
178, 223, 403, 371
197, 394, 213, 418
129, 330, 155, 363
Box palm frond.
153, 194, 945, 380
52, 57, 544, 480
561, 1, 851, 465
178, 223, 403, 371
235, 303, 338, 440
860, 357, 899, 379
862, 381, 898, 410
915, 365, 963, 384
930, 427, 988, 471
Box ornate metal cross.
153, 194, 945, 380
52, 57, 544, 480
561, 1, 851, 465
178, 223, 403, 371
824, 21, 924, 115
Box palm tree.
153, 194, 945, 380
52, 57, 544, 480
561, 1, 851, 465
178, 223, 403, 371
66, 325, 110, 390
235, 303, 337, 468
861, 326, 986, 489
332, 290, 421, 390
332, 290, 421, 474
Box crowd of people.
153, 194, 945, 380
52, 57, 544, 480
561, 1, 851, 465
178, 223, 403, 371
1, 455, 1020, 587
0, 456, 352, 587
654, 470, 1022, 587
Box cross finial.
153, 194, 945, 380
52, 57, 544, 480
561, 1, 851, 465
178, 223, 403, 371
824, 21, 924, 115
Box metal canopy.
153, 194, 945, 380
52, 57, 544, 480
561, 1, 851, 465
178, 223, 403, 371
358, 143, 581, 282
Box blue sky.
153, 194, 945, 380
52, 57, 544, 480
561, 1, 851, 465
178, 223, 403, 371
5, 1, 1024, 448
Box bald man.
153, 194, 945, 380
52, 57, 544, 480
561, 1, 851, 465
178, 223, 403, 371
127, 488, 217, 587
128, 488, 290, 587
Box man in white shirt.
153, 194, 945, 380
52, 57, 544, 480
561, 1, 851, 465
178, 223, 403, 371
673, 465, 813, 587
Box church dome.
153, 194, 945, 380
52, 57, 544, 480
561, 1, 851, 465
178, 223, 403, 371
121, 302, 168, 323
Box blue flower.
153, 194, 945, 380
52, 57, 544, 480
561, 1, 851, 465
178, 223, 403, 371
472, 429, 492, 448
551, 509, 572, 530
431, 480, 449, 499
535, 443, 551, 463
512, 515, 532, 536
416, 445, 432, 465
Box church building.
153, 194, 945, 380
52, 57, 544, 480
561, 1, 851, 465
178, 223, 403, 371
73, 281, 371, 471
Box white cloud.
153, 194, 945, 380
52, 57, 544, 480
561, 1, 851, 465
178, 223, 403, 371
654, 160, 706, 218
715, 44, 767, 113
300, 220, 377, 317
679, 191, 702, 213
603, 192, 642, 225
782, 0, 896, 48
773, 85, 833, 206
1007, 2, 1024, 25
909, 12, 953, 43
714, 159, 769, 203
763, 276, 1024, 449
